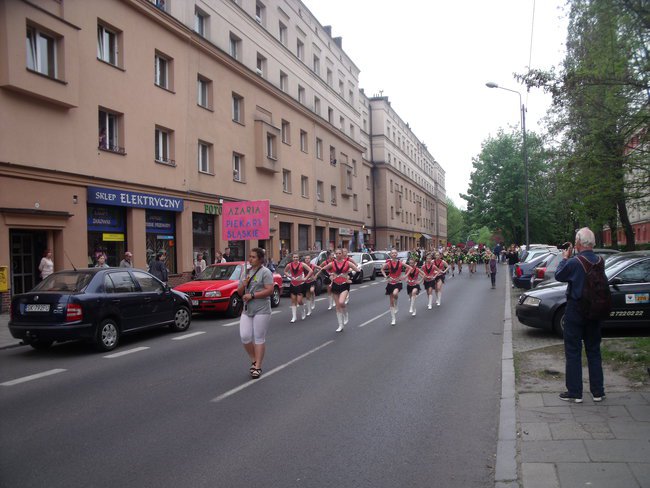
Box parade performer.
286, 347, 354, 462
406, 256, 424, 316
319, 248, 359, 332
303, 255, 320, 315
421, 253, 441, 309
381, 249, 414, 326
284, 253, 313, 322
432, 251, 450, 306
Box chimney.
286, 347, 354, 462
334, 36, 342, 48
323, 25, 332, 37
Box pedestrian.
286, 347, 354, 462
432, 252, 450, 306
506, 245, 519, 288
381, 249, 413, 326
284, 253, 313, 322
222, 247, 234, 262
194, 252, 207, 277
95, 253, 110, 268
149, 250, 168, 283
488, 251, 498, 289
319, 248, 359, 332
38, 249, 54, 280
323, 250, 335, 310
119, 251, 133, 268
554, 227, 606, 404
237, 247, 275, 379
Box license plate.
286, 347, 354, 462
26, 304, 50, 312
191, 300, 199, 306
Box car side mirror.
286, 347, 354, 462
610, 276, 622, 290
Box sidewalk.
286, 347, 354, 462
505, 279, 650, 488
0, 313, 23, 349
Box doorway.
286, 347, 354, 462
10, 230, 48, 294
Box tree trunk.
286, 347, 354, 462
617, 198, 636, 251
608, 217, 618, 249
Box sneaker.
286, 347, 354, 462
592, 394, 606, 402
559, 392, 583, 403
427, 304, 432, 310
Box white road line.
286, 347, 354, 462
357, 310, 390, 328
1, 369, 67, 387
222, 310, 281, 327
359, 285, 369, 289
211, 340, 334, 403
103, 347, 150, 358
172, 331, 206, 340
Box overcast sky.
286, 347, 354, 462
305, 0, 569, 209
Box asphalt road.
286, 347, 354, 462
0, 269, 506, 488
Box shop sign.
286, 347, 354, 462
222, 200, 270, 240
88, 186, 183, 212
146, 211, 175, 234
103, 233, 124, 242
339, 227, 353, 236
204, 204, 222, 215
156, 235, 175, 241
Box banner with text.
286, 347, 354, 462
222, 200, 270, 241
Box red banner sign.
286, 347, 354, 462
222, 200, 270, 241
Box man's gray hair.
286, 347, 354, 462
575, 227, 596, 248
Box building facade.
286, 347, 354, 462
0, 0, 445, 311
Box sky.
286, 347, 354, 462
305, 0, 569, 209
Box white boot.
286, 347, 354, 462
306, 300, 312, 316
311, 296, 316, 310
412, 299, 417, 316
409, 297, 415, 314
436, 292, 441, 306
290, 305, 297, 323
390, 307, 396, 326
345, 294, 350, 305
301, 304, 306, 320
427, 295, 433, 310
335, 312, 344, 332
343, 310, 349, 325
328, 295, 333, 310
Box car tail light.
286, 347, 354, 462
515, 265, 523, 277
535, 267, 546, 279
66, 303, 83, 322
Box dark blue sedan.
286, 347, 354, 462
9, 268, 192, 352
513, 252, 556, 289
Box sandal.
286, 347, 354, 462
250, 368, 262, 379
249, 362, 257, 374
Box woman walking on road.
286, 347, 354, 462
421, 253, 441, 309
303, 255, 320, 316
381, 249, 414, 326
284, 253, 313, 322
237, 248, 275, 379
319, 248, 359, 332
432, 252, 450, 306
488, 251, 498, 289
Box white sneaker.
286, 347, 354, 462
311, 299, 316, 310
436, 301, 440, 307
427, 304, 432, 310
390, 317, 396, 326
306, 306, 312, 316
412, 308, 416, 316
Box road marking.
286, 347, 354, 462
357, 310, 390, 328
1, 369, 67, 386
103, 347, 150, 358
172, 331, 206, 340
221, 310, 281, 327
211, 340, 335, 403
359, 285, 369, 289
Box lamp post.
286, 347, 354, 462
486, 82, 529, 249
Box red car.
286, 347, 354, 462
174, 262, 282, 317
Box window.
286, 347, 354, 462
367, 204, 371, 218
300, 130, 307, 152
266, 133, 276, 159
197, 75, 211, 109
194, 7, 208, 36
98, 109, 124, 154
316, 181, 324, 201
366, 175, 370, 190
255, 1, 265, 25
348, 89, 354, 104
256, 53, 266, 77
298, 85, 305, 103
97, 23, 118, 66
155, 52, 172, 90
328, 107, 334, 124
280, 71, 288, 92
232, 93, 243, 123
352, 160, 357, 176
296, 39, 304, 60
150, 0, 167, 11
338, 80, 344, 96
282, 169, 291, 193
316, 138, 323, 159
329, 146, 336, 165
26, 25, 57, 78
314, 96, 321, 115
313, 55, 320, 75
229, 33, 241, 60
353, 194, 358, 211
155, 127, 174, 165
281, 120, 290, 144
345, 169, 353, 191
326, 68, 333, 86
278, 22, 287, 45
349, 124, 355, 138
233, 153, 244, 182
330, 186, 337, 205
301, 176, 309, 198
198, 141, 211, 174
339, 116, 345, 131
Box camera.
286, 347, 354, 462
557, 242, 572, 250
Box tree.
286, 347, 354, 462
446, 198, 465, 245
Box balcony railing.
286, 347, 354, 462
155, 156, 176, 167
98, 141, 126, 155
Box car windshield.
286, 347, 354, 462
199, 265, 241, 281
32, 272, 94, 293
349, 253, 364, 262
371, 252, 388, 260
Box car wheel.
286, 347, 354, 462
227, 294, 243, 318
95, 318, 120, 352
271, 286, 281, 308
553, 306, 566, 338
355, 270, 364, 284
171, 306, 191, 331
29, 339, 54, 351
370, 271, 376, 281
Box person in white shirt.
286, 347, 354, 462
38, 250, 54, 280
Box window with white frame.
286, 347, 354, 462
338, 80, 344, 96
280, 71, 288, 92
326, 68, 333, 86
328, 107, 333, 124
312, 54, 320, 75
256, 53, 266, 77
282, 169, 291, 193
298, 85, 305, 104
233, 153, 243, 182
229, 33, 241, 60
98, 109, 124, 153
330, 185, 337, 205
198, 141, 211, 173
97, 23, 118, 66
339, 116, 345, 131
255, 1, 265, 25
281, 120, 290, 144
232, 93, 243, 123
314, 96, 320, 115
301, 176, 309, 198
155, 127, 174, 165
300, 130, 307, 153
316, 138, 323, 160
316, 180, 324, 201
296, 39, 304, 60
349, 124, 355, 139
197, 75, 211, 109
329, 146, 336, 165
194, 7, 208, 36
155, 52, 171, 89
278, 21, 287, 45
26, 25, 57, 78
352, 160, 357, 176
267, 133, 277, 159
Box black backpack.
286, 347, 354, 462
576, 255, 612, 320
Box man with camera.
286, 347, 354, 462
554, 227, 606, 404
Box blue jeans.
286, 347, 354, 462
563, 300, 604, 398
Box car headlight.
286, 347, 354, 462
204, 291, 221, 298
523, 296, 541, 307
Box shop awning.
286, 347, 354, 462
421, 233, 432, 240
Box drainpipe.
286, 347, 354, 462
369, 102, 378, 249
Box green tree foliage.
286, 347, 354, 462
445, 198, 466, 245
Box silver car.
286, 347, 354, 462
348, 252, 377, 283
371, 251, 390, 276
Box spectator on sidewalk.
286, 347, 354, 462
149, 250, 168, 284
38, 250, 54, 280
506, 245, 519, 287
119, 251, 133, 268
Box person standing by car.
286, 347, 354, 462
506, 245, 519, 288
555, 227, 606, 404
222, 247, 234, 262
149, 251, 168, 284
237, 248, 275, 379
38, 249, 54, 280
94, 253, 110, 268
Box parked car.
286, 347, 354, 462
9, 268, 192, 352
531, 248, 620, 289
371, 251, 390, 276
521, 246, 556, 263
513, 251, 556, 289
277, 250, 329, 296
174, 262, 282, 317
516, 251, 650, 337
348, 252, 377, 283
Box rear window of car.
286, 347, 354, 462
32, 272, 93, 293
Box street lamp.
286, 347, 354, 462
486, 82, 530, 249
